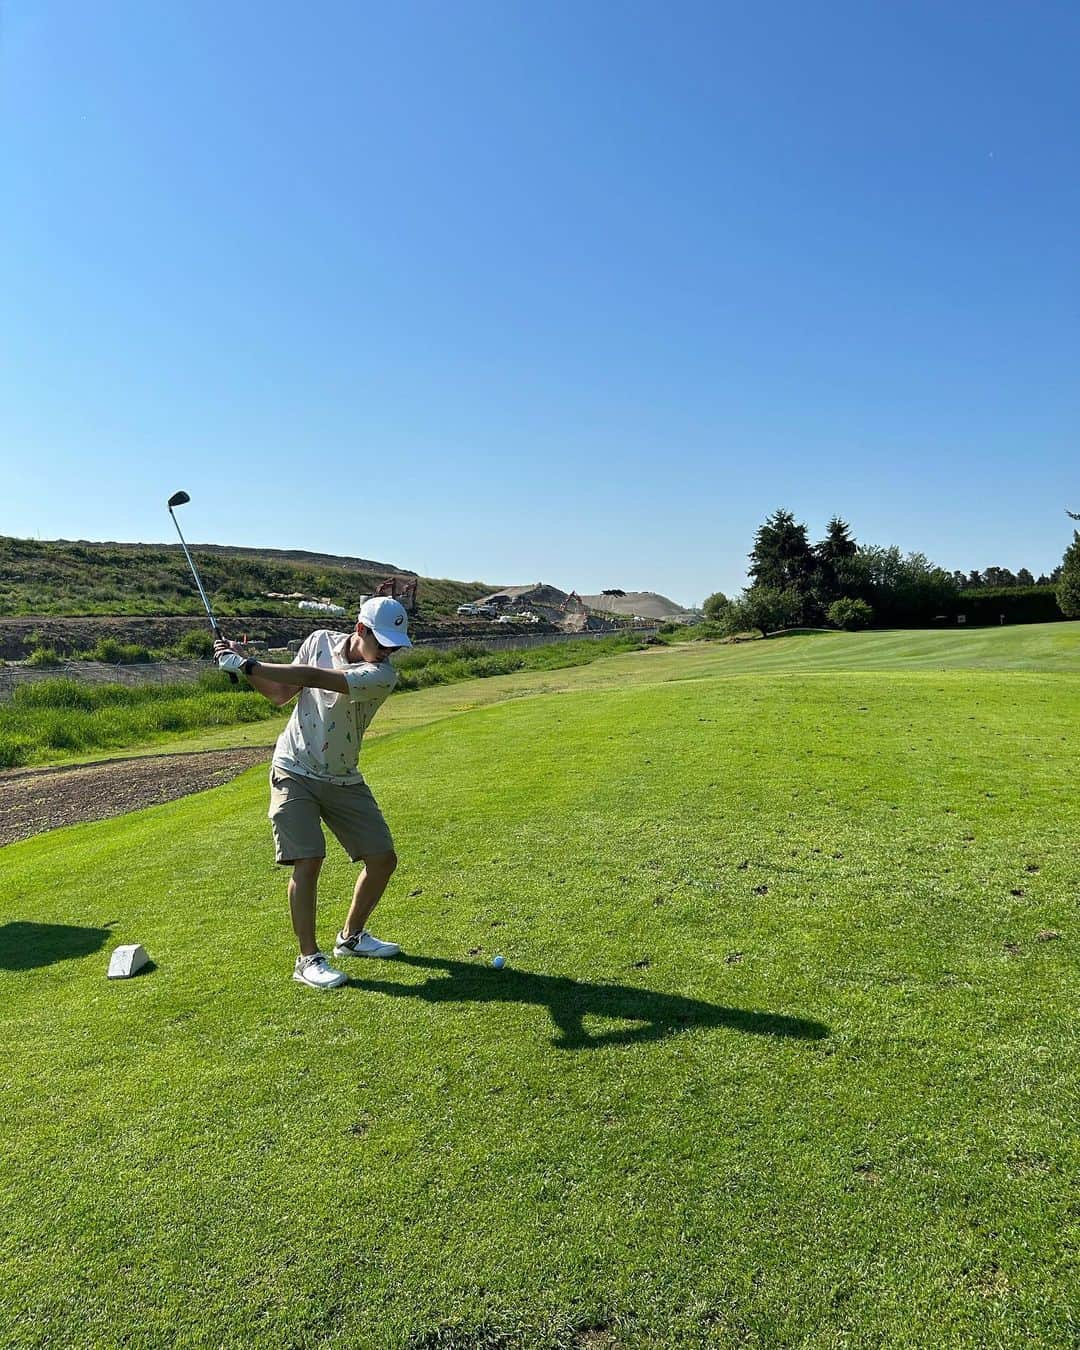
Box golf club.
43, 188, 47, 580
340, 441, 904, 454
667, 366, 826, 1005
167, 490, 238, 682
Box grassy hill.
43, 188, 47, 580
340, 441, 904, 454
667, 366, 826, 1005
2, 623, 1077, 1345
0, 535, 495, 619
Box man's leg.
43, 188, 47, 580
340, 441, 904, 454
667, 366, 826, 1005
288, 857, 323, 956
342, 850, 397, 938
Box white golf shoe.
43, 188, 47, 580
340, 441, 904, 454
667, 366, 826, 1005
293, 952, 347, 989
333, 929, 401, 959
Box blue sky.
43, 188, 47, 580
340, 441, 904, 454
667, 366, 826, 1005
2, 1, 1076, 604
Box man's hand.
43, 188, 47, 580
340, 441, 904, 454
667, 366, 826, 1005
213, 638, 246, 673
212, 641, 301, 705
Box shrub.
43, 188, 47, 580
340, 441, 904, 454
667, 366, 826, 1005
26, 647, 63, 667
827, 597, 874, 630
702, 592, 731, 623
655, 621, 726, 644
725, 586, 802, 637
83, 638, 158, 663
13, 679, 96, 711
392, 647, 442, 671
41, 718, 87, 751
177, 629, 215, 658
0, 734, 31, 767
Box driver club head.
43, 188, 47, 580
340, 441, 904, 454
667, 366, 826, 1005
167, 490, 190, 509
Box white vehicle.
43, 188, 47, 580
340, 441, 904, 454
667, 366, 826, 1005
456, 604, 478, 616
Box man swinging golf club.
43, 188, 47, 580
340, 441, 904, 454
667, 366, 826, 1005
214, 596, 412, 990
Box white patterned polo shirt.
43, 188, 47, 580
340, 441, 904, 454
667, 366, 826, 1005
271, 630, 397, 785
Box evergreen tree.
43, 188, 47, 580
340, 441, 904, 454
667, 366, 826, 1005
1057, 530, 1080, 618
816, 517, 858, 565
1016, 568, 1034, 586
813, 517, 858, 606
747, 509, 819, 621
748, 509, 816, 591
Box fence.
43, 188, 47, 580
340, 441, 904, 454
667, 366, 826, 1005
0, 660, 207, 701
0, 628, 659, 701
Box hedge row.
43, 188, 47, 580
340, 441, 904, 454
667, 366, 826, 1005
952, 586, 1064, 626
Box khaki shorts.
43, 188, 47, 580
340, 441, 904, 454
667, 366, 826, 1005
268, 766, 394, 864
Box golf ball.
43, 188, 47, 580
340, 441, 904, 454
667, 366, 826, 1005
491, 955, 505, 969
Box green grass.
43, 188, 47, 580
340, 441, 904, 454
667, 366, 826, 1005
11, 623, 1079, 773
0, 635, 648, 768
0, 673, 281, 768
1, 625, 1078, 1346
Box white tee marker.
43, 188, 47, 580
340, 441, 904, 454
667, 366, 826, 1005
107, 944, 151, 979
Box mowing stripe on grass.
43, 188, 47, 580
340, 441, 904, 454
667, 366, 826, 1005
1, 660, 1077, 1346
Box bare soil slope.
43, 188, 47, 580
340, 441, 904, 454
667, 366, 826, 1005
579, 591, 694, 620
0, 748, 270, 847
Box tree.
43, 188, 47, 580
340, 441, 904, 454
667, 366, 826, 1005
702, 591, 731, 622
730, 585, 801, 637
1016, 568, 1035, 586
816, 517, 857, 565
812, 517, 858, 608
827, 597, 873, 630
839, 546, 958, 625
1057, 530, 1080, 618
748, 509, 817, 593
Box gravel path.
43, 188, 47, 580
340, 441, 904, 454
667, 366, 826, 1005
0, 747, 271, 848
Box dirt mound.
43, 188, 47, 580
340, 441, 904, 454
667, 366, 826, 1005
579, 591, 694, 620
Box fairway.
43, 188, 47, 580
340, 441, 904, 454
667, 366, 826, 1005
2, 628, 1078, 1346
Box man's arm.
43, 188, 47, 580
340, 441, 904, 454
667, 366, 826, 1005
246, 665, 302, 706
212, 640, 336, 702
247, 660, 348, 696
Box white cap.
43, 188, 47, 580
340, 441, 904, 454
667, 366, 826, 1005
357, 596, 412, 648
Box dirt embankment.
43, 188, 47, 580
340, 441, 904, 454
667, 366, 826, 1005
0, 748, 272, 848
0, 615, 536, 661
0, 616, 320, 660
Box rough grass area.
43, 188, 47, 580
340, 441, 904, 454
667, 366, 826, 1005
0, 673, 279, 768
392, 633, 645, 689
1, 626, 1077, 1346
0, 636, 647, 768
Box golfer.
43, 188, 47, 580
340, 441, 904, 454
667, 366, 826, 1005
214, 595, 412, 990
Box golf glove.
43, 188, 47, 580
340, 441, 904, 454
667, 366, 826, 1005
216, 650, 245, 673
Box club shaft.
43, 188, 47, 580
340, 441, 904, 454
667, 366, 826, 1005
168, 508, 220, 633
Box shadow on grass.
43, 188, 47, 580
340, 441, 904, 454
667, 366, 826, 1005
348, 953, 828, 1050
0, 920, 114, 971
